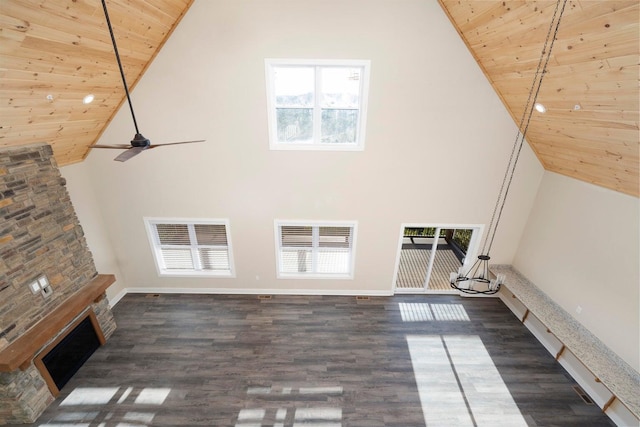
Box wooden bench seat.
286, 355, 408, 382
491, 265, 639, 420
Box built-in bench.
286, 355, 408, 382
491, 265, 639, 423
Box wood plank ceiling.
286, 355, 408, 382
0, 0, 638, 197
439, 0, 639, 197
0, 0, 193, 166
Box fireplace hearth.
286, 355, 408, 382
0, 274, 116, 424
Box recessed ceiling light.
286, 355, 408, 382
83, 94, 95, 104
534, 103, 546, 113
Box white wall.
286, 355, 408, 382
76, 0, 543, 294
513, 171, 639, 371
61, 162, 127, 303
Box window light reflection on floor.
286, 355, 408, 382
407, 335, 528, 427
118, 386, 133, 403
40, 411, 156, 427
59, 387, 171, 406
122, 411, 156, 423
246, 386, 343, 395
59, 387, 119, 406
50, 386, 169, 427
236, 407, 342, 427
134, 387, 171, 405
237, 385, 343, 427
399, 302, 470, 322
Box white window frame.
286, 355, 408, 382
265, 58, 371, 151
144, 218, 236, 277
274, 220, 357, 279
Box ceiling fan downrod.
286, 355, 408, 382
100, 0, 144, 139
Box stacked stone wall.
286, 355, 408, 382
0, 143, 97, 350
0, 143, 115, 424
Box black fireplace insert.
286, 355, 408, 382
41, 315, 101, 391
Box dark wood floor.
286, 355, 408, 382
16, 294, 614, 426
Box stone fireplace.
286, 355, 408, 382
0, 143, 117, 424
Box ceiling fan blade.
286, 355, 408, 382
90, 144, 132, 149
114, 146, 146, 162
148, 140, 206, 149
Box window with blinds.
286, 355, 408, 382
144, 219, 234, 277
276, 221, 356, 278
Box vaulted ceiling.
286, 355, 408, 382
0, 0, 193, 165
438, 0, 639, 197
1, 0, 638, 196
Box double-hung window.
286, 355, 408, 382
275, 221, 357, 279
265, 59, 370, 150
144, 218, 235, 277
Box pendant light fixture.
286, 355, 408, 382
450, 0, 568, 295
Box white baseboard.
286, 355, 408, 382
107, 288, 127, 308
109, 287, 393, 305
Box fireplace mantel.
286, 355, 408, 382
0, 274, 115, 372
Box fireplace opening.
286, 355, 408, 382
36, 312, 105, 394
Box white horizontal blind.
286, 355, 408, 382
156, 224, 194, 270
150, 221, 232, 275
280, 226, 313, 274
193, 224, 229, 271
278, 223, 354, 276
317, 226, 352, 274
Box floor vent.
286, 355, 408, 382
356, 296, 370, 300
258, 295, 272, 300
145, 294, 161, 298
573, 385, 594, 405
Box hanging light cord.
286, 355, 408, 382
481, 0, 568, 257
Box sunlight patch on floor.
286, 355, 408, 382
134, 387, 171, 404
59, 388, 119, 406
399, 302, 470, 322
407, 335, 528, 427
44, 386, 171, 427
236, 385, 343, 427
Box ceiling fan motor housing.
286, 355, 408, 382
131, 133, 151, 148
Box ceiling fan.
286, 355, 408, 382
90, 0, 205, 162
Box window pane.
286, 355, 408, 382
274, 66, 314, 107
277, 109, 313, 142
281, 249, 312, 273
156, 224, 190, 245
198, 248, 230, 270
321, 109, 358, 143
317, 249, 351, 274
194, 224, 227, 246
319, 226, 351, 248
281, 226, 313, 247
321, 67, 361, 108
161, 248, 194, 270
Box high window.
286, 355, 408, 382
144, 218, 235, 277
265, 59, 370, 150
275, 221, 357, 279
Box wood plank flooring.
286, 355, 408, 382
13, 294, 614, 426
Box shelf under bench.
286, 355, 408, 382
491, 265, 639, 420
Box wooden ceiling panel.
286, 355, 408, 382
0, 0, 193, 165
0, 0, 637, 197
439, 0, 639, 197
